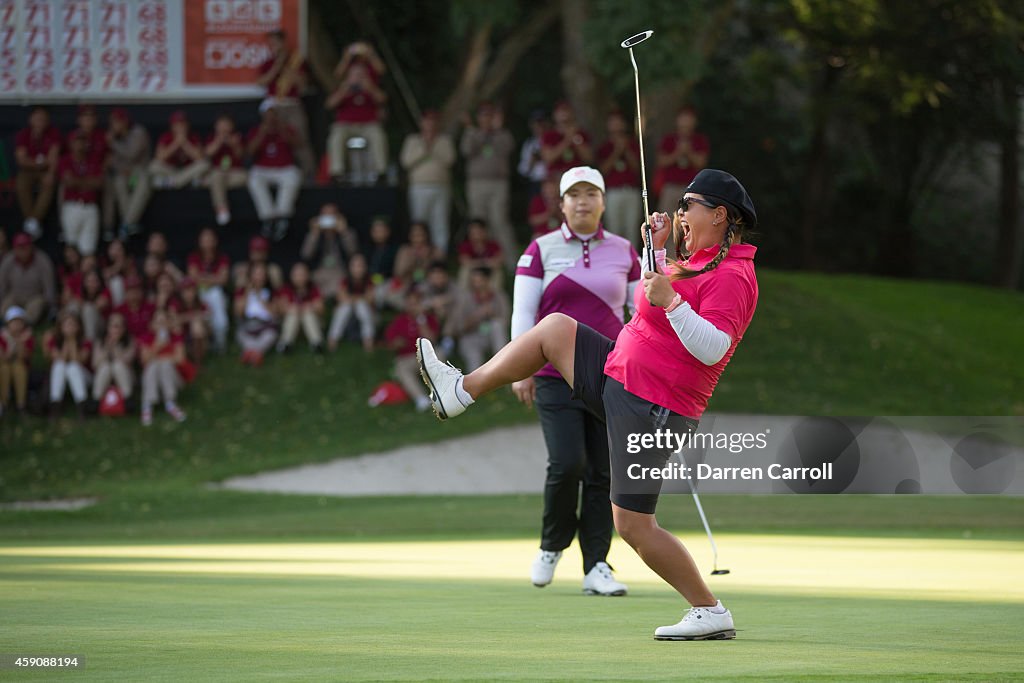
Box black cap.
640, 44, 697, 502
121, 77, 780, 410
685, 169, 757, 227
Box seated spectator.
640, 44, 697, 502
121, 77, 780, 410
91, 311, 136, 406
0, 233, 56, 325
384, 288, 437, 412
58, 245, 83, 299
149, 110, 210, 189
541, 100, 593, 179
597, 109, 642, 244
518, 109, 550, 197
170, 278, 209, 362
14, 106, 61, 240
68, 104, 108, 165
365, 217, 398, 291
104, 107, 152, 241
258, 28, 315, 179
400, 111, 456, 253
101, 239, 136, 306
138, 309, 187, 426
234, 262, 279, 367
327, 253, 375, 353
231, 236, 284, 291
327, 41, 388, 181
456, 218, 504, 288
445, 266, 509, 372
528, 178, 563, 237
145, 232, 185, 281
69, 269, 110, 342
186, 228, 231, 353
301, 202, 359, 298
276, 262, 324, 353
393, 221, 444, 292
152, 271, 180, 316
113, 275, 155, 340
203, 113, 247, 226
58, 131, 104, 256
419, 261, 457, 339
0, 306, 34, 417
45, 310, 92, 418
247, 101, 302, 241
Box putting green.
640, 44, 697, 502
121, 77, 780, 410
1, 535, 1022, 681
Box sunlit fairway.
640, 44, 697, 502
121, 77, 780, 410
2, 533, 1023, 681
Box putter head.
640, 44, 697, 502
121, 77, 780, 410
620, 30, 654, 49
711, 569, 731, 575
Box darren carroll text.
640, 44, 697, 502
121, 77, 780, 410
626, 463, 834, 481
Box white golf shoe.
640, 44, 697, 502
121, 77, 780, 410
582, 562, 628, 596
654, 601, 735, 640
416, 338, 468, 421
530, 549, 562, 587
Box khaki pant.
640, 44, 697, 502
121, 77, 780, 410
604, 186, 643, 249
327, 122, 388, 177
142, 359, 181, 406
64, 300, 104, 341
103, 169, 151, 229
247, 166, 302, 220
16, 168, 55, 221
408, 184, 451, 253
280, 308, 323, 347
1, 294, 47, 326
328, 300, 375, 342
458, 323, 508, 372
92, 359, 134, 400
394, 354, 426, 402
50, 360, 90, 403
204, 168, 248, 213
466, 178, 516, 271
0, 360, 29, 410
61, 201, 100, 256
274, 100, 316, 179
149, 159, 211, 189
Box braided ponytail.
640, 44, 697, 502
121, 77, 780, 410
669, 213, 744, 281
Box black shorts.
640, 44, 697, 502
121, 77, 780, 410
571, 323, 699, 515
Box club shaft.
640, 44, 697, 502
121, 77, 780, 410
629, 46, 655, 272
688, 481, 720, 568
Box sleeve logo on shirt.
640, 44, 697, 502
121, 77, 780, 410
518, 254, 534, 268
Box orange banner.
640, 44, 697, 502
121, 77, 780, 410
184, 0, 304, 86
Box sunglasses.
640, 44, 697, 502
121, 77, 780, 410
678, 196, 718, 212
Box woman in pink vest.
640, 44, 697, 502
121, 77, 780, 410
417, 169, 758, 642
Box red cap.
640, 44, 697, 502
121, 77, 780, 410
249, 236, 270, 251
12, 232, 32, 248
110, 107, 130, 122
169, 110, 187, 124
77, 103, 96, 116
124, 275, 143, 289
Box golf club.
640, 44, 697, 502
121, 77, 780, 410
688, 478, 730, 575
620, 30, 656, 272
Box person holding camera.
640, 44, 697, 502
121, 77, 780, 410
257, 29, 315, 180
327, 41, 388, 183
300, 203, 360, 298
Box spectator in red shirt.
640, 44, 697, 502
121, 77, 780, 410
186, 228, 231, 353
528, 178, 563, 237
171, 278, 210, 362
232, 235, 285, 291
14, 106, 61, 239
598, 109, 642, 246
45, 309, 92, 418
104, 107, 152, 241
145, 232, 185, 282
385, 288, 438, 412
58, 131, 104, 256
327, 42, 388, 181
456, 218, 504, 289
258, 29, 315, 179
113, 275, 155, 340
540, 101, 593, 180
150, 110, 210, 190
138, 308, 187, 426
276, 262, 324, 353
0, 306, 34, 416
656, 106, 710, 213
202, 114, 247, 226
247, 102, 303, 242
69, 269, 110, 342
327, 252, 375, 353
234, 261, 279, 367
101, 239, 136, 306
67, 104, 108, 166
152, 270, 181, 317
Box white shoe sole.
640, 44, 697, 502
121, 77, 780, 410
415, 338, 447, 421
583, 588, 627, 596
654, 629, 736, 641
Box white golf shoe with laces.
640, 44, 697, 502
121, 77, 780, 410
416, 338, 468, 421
654, 601, 735, 640
582, 561, 628, 596
530, 549, 562, 587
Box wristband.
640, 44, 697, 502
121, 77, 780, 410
664, 292, 683, 313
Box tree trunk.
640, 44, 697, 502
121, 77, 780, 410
559, 0, 609, 136
439, 24, 493, 132
799, 63, 840, 270
994, 79, 1022, 289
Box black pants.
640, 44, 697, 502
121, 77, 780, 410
535, 375, 612, 573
